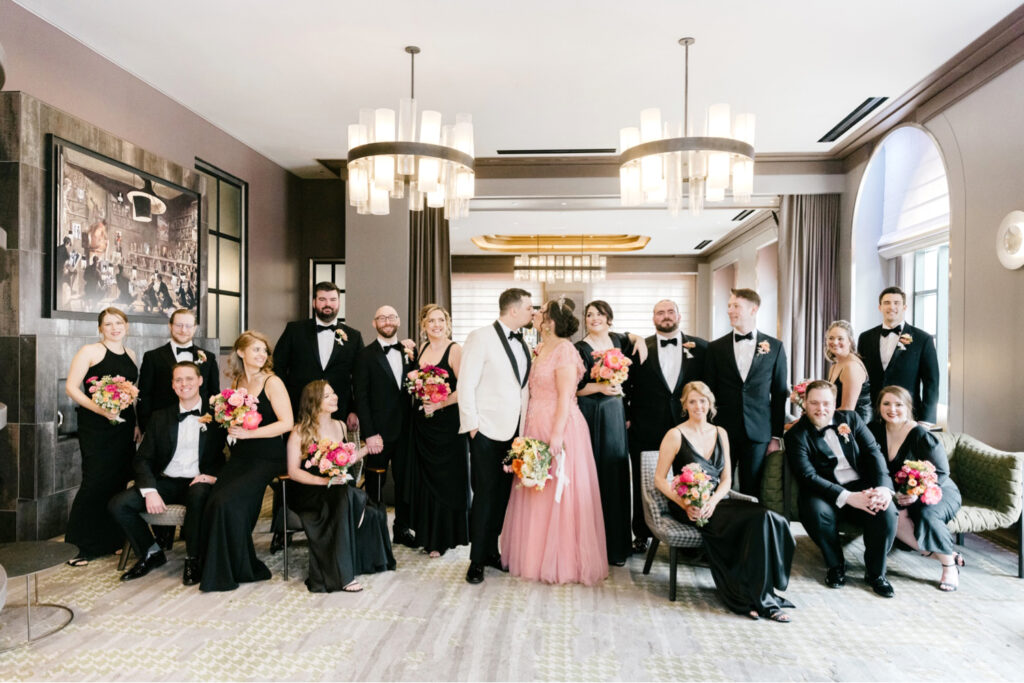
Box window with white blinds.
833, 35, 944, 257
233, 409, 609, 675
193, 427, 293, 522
589, 274, 697, 338
450, 274, 541, 343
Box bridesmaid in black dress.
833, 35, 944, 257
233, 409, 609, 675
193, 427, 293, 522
64, 307, 139, 565
409, 304, 470, 557
825, 320, 872, 422
199, 330, 294, 592
574, 300, 645, 566
870, 385, 963, 591
286, 380, 394, 592
655, 381, 795, 622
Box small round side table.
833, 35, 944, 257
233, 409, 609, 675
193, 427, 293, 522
0, 541, 78, 651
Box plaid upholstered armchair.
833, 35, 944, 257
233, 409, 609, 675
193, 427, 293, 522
761, 432, 1024, 577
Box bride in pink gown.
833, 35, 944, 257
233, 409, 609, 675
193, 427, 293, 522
501, 297, 608, 585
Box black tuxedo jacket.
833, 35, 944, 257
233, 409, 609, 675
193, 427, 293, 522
133, 403, 228, 490
137, 342, 220, 431
705, 331, 788, 442
274, 319, 364, 418
784, 411, 889, 505
857, 322, 939, 422
354, 340, 413, 442
626, 333, 708, 451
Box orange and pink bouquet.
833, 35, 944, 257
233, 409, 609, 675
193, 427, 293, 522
789, 378, 813, 410
894, 459, 943, 505
405, 365, 451, 418
672, 463, 715, 527
86, 374, 139, 424
304, 439, 359, 485
590, 348, 632, 385
504, 437, 554, 491
209, 387, 261, 444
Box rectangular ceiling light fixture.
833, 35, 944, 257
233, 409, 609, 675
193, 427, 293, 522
495, 148, 617, 155
694, 239, 712, 250
732, 209, 755, 221
818, 97, 888, 143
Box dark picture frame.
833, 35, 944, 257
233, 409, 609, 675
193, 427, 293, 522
49, 135, 201, 322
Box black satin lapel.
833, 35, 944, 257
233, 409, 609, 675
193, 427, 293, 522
519, 338, 531, 387
673, 337, 689, 393
493, 321, 522, 386
167, 414, 180, 460
651, 338, 672, 394
374, 343, 397, 387
324, 334, 344, 369
163, 343, 177, 368
812, 430, 836, 467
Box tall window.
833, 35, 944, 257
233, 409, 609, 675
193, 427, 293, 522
310, 259, 346, 321
589, 274, 697, 337
901, 244, 950, 410
450, 275, 542, 343
196, 161, 246, 350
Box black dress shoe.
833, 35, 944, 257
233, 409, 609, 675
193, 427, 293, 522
120, 551, 167, 581
465, 562, 485, 584
182, 558, 200, 586
485, 555, 508, 572
631, 539, 649, 555
866, 575, 895, 598
270, 531, 293, 555
394, 529, 419, 548
825, 566, 847, 588
153, 526, 176, 551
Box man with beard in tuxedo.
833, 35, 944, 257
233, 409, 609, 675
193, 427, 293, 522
704, 288, 788, 498
625, 299, 707, 553
785, 380, 897, 597
858, 286, 940, 423
354, 304, 417, 547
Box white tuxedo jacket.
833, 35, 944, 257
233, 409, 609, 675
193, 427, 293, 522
458, 321, 531, 441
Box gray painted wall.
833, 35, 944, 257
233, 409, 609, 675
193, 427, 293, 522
345, 199, 410, 343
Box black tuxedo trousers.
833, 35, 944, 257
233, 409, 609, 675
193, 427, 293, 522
109, 478, 213, 558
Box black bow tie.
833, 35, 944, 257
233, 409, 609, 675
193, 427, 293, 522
509, 331, 523, 342
382, 343, 401, 354
880, 326, 902, 337
174, 345, 196, 356
316, 323, 338, 333
659, 338, 678, 347
178, 409, 202, 422
734, 332, 754, 342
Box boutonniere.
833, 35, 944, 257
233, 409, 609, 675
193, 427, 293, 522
198, 413, 212, 432
897, 332, 912, 350
195, 349, 207, 364
756, 340, 771, 356
836, 423, 851, 443
682, 340, 696, 359
334, 328, 348, 345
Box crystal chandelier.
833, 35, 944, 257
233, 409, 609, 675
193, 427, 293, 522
513, 235, 608, 283
346, 46, 475, 219
618, 37, 755, 216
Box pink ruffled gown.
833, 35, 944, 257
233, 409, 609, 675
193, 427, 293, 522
501, 341, 608, 585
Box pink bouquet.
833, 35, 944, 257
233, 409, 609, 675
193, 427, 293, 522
304, 439, 359, 485
789, 378, 812, 410
86, 374, 139, 424
671, 462, 715, 527
209, 388, 261, 444
405, 365, 451, 418
894, 459, 942, 505
590, 348, 632, 385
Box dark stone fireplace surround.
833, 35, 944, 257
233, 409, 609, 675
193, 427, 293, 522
0, 91, 218, 542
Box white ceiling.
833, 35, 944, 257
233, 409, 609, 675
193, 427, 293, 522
15, 0, 1019, 254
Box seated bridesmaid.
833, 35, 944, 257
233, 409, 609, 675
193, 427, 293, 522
869, 385, 964, 591
655, 381, 796, 622
824, 320, 872, 423
286, 380, 395, 593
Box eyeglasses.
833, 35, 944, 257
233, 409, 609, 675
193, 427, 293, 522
374, 315, 399, 322
171, 323, 195, 330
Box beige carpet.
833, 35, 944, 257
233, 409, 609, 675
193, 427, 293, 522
1, 508, 1022, 681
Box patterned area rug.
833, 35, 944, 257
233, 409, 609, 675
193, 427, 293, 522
1, 508, 1022, 681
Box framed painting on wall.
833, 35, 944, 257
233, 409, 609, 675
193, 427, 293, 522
49, 135, 201, 322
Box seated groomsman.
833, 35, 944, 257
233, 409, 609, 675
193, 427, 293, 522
354, 305, 416, 547
109, 362, 227, 584
625, 299, 707, 553
704, 288, 788, 497
858, 286, 940, 423
785, 380, 897, 598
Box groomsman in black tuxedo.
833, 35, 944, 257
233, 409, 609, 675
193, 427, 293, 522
137, 309, 220, 432
354, 304, 416, 547
274, 282, 364, 431
625, 299, 706, 552
857, 286, 940, 423
704, 288, 788, 498
784, 380, 897, 597
109, 362, 227, 584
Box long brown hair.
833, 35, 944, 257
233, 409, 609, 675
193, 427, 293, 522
294, 380, 344, 455
229, 330, 274, 385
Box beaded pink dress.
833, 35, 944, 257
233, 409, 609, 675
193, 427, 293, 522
500, 340, 608, 585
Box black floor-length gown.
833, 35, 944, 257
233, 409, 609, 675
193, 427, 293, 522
66, 347, 138, 559
834, 368, 873, 423
409, 342, 470, 554
199, 384, 284, 591
668, 429, 795, 615
575, 334, 632, 565
870, 422, 961, 555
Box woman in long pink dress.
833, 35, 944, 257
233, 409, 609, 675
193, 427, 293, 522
501, 298, 608, 585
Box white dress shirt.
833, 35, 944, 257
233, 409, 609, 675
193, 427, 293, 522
317, 316, 339, 369
879, 324, 902, 370
378, 337, 403, 388
139, 402, 202, 496
732, 330, 756, 381
497, 320, 528, 383
170, 339, 195, 362
655, 332, 682, 390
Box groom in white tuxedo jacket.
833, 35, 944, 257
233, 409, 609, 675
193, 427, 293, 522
458, 288, 534, 584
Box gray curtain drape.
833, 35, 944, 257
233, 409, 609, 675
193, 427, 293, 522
778, 193, 841, 385
408, 207, 452, 335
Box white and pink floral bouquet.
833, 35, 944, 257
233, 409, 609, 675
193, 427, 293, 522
405, 365, 451, 418
86, 374, 139, 424
894, 459, 942, 505
304, 439, 359, 485
590, 348, 632, 385
209, 387, 261, 444
672, 463, 715, 527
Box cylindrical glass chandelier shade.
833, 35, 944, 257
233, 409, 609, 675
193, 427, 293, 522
373, 109, 396, 192
397, 97, 417, 175
348, 124, 367, 152
369, 185, 389, 215
454, 113, 474, 156
419, 110, 442, 144
640, 108, 662, 143
348, 163, 369, 203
